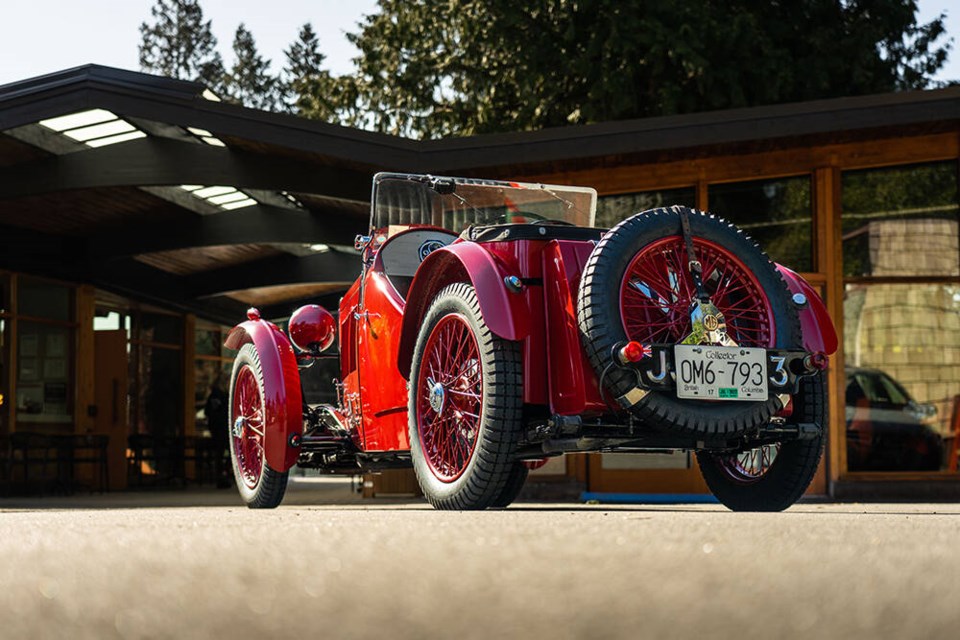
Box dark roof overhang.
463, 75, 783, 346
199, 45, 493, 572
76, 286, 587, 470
1, 64, 959, 323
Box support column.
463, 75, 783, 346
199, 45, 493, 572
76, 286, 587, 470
815, 166, 846, 493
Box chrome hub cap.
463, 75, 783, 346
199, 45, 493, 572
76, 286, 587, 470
427, 377, 446, 413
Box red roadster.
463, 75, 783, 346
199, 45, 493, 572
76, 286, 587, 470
225, 173, 837, 511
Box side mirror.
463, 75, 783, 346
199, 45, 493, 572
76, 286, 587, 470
288, 305, 336, 355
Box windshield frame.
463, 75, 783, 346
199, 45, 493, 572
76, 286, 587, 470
369, 172, 597, 234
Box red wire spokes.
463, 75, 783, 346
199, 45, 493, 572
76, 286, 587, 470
232, 365, 264, 488
719, 443, 782, 483
417, 314, 483, 482
620, 236, 774, 348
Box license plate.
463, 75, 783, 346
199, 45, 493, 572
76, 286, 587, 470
674, 345, 768, 401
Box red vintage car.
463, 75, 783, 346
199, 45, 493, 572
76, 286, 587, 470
225, 173, 837, 511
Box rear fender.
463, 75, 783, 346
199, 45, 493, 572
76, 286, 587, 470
397, 241, 530, 377
775, 265, 838, 355
225, 319, 303, 472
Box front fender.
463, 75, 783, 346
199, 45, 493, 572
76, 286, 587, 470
225, 319, 303, 472
397, 241, 530, 377
776, 265, 838, 355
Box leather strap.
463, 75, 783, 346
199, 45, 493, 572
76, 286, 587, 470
678, 209, 708, 302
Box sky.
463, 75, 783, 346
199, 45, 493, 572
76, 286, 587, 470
0, 0, 956, 86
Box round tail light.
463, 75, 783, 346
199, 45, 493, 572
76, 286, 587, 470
289, 305, 336, 354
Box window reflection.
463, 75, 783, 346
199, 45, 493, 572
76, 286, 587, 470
136, 344, 181, 439
708, 177, 813, 272
596, 188, 696, 229
841, 162, 958, 278
140, 312, 182, 345
844, 283, 960, 471
0, 318, 8, 435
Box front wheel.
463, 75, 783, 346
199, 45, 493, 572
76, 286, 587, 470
408, 283, 524, 510
696, 373, 825, 511
229, 343, 288, 509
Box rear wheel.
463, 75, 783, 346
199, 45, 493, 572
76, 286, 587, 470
408, 283, 523, 510
491, 463, 529, 508
229, 343, 288, 509
696, 373, 826, 511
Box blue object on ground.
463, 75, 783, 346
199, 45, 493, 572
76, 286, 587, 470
581, 492, 720, 504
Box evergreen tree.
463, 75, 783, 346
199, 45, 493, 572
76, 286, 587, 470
224, 24, 282, 111
282, 23, 336, 118
138, 0, 224, 92
329, 0, 952, 139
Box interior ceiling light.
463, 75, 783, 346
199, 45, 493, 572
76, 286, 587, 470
38, 109, 146, 148
180, 184, 257, 211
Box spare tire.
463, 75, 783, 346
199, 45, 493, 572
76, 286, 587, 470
576, 206, 801, 436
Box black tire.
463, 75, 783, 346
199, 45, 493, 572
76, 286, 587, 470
491, 463, 529, 508
408, 283, 524, 510
577, 207, 801, 436
697, 373, 826, 511
229, 343, 289, 509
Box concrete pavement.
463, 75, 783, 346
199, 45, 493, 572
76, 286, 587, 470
1, 481, 958, 639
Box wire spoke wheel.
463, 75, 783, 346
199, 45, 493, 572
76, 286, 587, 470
232, 365, 265, 489
717, 443, 781, 483
620, 236, 774, 347
416, 314, 483, 482
408, 283, 523, 510
228, 343, 288, 509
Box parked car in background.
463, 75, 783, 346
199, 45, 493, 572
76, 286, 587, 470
846, 367, 942, 471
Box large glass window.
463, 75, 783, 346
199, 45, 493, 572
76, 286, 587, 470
596, 187, 696, 229
0, 316, 9, 435
844, 284, 960, 472
18, 277, 72, 321
194, 323, 233, 438
16, 322, 74, 427
11, 278, 76, 431
708, 176, 813, 272
140, 312, 182, 345
135, 345, 181, 438
842, 160, 960, 474
842, 162, 958, 278
129, 310, 182, 438
0, 273, 10, 315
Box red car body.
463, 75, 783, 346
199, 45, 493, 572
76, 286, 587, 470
225, 173, 837, 511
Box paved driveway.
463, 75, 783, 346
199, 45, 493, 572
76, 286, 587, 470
2, 482, 958, 639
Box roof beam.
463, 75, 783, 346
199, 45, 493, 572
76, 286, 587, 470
90, 259, 251, 324
184, 250, 361, 298
0, 136, 373, 202
258, 291, 346, 321
0, 223, 250, 324
88, 204, 367, 260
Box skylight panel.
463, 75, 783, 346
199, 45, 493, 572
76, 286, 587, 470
193, 186, 236, 198
207, 191, 250, 205
63, 120, 136, 142
85, 131, 148, 148
37, 109, 146, 148
179, 184, 258, 211
39, 109, 116, 132
220, 198, 257, 210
